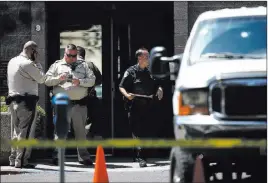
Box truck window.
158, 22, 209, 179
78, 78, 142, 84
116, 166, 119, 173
189, 16, 267, 64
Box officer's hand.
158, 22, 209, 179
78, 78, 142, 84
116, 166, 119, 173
72, 79, 80, 86
127, 93, 135, 101
156, 87, 163, 100
34, 62, 43, 70
59, 73, 67, 81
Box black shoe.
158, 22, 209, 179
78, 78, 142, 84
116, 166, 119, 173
15, 163, 36, 169
134, 158, 147, 168
133, 157, 147, 162
9, 161, 15, 167
52, 158, 58, 166
79, 159, 94, 166
138, 159, 147, 168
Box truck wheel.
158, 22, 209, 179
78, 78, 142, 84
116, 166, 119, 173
170, 148, 196, 183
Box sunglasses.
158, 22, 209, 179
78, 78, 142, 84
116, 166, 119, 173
66, 53, 77, 58
32, 48, 38, 54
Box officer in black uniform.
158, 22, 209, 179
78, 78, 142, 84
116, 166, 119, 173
119, 48, 163, 168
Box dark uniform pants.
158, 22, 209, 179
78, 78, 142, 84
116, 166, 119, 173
128, 98, 155, 159
9, 100, 37, 166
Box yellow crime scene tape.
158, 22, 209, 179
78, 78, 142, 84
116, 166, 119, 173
6, 138, 267, 148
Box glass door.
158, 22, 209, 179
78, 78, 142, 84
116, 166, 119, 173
60, 26, 103, 98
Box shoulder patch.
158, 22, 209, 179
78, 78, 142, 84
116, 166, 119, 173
86, 61, 94, 70
123, 71, 129, 78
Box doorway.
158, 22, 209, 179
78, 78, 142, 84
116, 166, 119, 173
46, 2, 174, 158
111, 2, 175, 157
46, 2, 114, 156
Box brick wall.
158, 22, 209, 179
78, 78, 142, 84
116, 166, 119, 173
174, 1, 188, 55
188, 1, 267, 33
0, 1, 47, 140
0, 2, 47, 103
31, 2, 47, 111
0, 1, 31, 95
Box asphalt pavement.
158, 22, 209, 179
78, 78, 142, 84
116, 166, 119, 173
1, 158, 170, 182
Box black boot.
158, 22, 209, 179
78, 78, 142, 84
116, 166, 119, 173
52, 158, 58, 166
138, 158, 147, 168
135, 148, 147, 168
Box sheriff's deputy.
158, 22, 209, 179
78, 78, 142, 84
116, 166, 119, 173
7, 41, 46, 168
45, 44, 96, 166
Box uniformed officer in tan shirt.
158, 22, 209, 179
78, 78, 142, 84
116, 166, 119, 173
45, 44, 95, 166
7, 41, 46, 168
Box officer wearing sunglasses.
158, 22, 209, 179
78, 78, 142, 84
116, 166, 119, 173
44, 44, 96, 166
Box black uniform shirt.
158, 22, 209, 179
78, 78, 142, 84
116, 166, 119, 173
119, 64, 159, 96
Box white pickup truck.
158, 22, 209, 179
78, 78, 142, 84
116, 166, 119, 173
149, 6, 267, 183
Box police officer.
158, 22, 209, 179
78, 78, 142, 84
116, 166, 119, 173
44, 44, 96, 166
6, 41, 46, 168
119, 48, 163, 167
76, 46, 102, 138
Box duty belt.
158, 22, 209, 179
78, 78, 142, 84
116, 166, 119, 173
50, 93, 88, 106
70, 97, 88, 106
6, 94, 39, 105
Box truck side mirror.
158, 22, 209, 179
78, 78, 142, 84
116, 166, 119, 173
149, 46, 182, 79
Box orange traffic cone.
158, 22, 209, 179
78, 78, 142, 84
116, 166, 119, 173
93, 145, 109, 183
192, 155, 205, 183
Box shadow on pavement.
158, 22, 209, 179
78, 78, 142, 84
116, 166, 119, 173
28, 157, 170, 169
0, 171, 29, 175
65, 163, 132, 169
106, 164, 132, 169
149, 161, 170, 167
33, 167, 84, 172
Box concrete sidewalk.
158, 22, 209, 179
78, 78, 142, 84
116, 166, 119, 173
1, 158, 170, 175
1, 158, 170, 182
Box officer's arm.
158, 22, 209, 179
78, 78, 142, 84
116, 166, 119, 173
20, 61, 46, 84
44, 63, 61, 86
119, 70, 133, 98
79, 64, 96, 87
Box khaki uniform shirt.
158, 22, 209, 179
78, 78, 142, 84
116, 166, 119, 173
7, 53, 45, 96
45, 59, 96, 100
